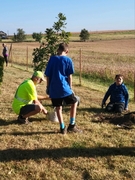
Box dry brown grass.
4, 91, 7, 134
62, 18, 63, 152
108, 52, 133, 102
69, 39, 135, 55
0, 37, 135, 179
0, 65, 135, 180
1, 38, 135, 62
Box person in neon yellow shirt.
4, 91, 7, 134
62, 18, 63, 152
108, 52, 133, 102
12, 71, 48, 124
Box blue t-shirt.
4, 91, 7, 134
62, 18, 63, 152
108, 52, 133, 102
45, 55, 74, 98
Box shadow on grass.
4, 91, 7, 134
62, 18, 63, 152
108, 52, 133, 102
81, 107, 104, 113
0, 146, 134, 162
64, 106, 104, 114
0, 119, 18, 126
0, 117, 48, 126
0, 131, 57, 136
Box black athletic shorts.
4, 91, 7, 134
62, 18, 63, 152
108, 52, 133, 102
19, 104, 35, 116
51, 93, 77, 107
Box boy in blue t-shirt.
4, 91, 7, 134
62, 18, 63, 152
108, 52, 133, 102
101, 74, 129, 113
45, 43, 82, 134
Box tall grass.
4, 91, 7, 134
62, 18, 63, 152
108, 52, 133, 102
72, 51, 135, 88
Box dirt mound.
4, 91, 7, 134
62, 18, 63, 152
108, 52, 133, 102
110, 113, 135, 125
96, 112, 135, 129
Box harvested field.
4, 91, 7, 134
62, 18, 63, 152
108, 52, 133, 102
1, 39, 134, 56
69, 39, 135, 56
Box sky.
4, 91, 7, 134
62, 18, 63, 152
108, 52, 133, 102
0, 0, 134, 35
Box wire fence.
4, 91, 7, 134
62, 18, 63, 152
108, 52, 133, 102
1, 42, 135, 100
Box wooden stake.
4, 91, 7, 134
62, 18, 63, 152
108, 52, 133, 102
79, 48, 82, 85
134, 72, 135, 101
8, 43, 12, 66
26, 46, 28, 71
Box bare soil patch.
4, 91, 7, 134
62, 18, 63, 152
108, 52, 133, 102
94, 112, 135, 129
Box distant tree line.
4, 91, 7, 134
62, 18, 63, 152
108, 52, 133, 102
12, 26, 90, 42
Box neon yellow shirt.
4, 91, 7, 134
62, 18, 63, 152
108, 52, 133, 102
12, 78, 37, 115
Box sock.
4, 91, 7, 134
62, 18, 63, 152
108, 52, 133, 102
70, 117, 75, 125
60, 123, 65, 129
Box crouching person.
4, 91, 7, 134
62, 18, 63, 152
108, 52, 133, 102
101, 74, 129, 113
12, 71, 48, 124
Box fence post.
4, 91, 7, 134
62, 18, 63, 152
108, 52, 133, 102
26, 46, 28, 71
134, 72, 135, 102
79, 48, 82, 85
8, 43, 12, 66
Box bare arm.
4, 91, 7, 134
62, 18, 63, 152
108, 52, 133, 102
68, 74, 72, 88
37, 95, 50, 100
33, 99, 48, 115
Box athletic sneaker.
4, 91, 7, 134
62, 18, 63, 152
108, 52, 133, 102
60, 126, 67, 134
17, 115, 30, 124
67, 124, 82, 133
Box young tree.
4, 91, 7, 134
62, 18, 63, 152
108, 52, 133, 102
12, 29, 26, 42
12, 33, 17, 42
32, 13, 71, 71
79, 28, 90, 41
32, 32, 43, 42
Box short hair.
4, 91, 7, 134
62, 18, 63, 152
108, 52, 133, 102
115, 74, 123, 79
57, 43, 68, 52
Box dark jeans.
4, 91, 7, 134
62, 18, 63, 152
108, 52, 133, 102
4, 55, 8, 66
105, 102, 125, 113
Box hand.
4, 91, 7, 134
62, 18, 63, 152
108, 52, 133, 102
42, 108, 48, 115
46, 86, 49, 95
